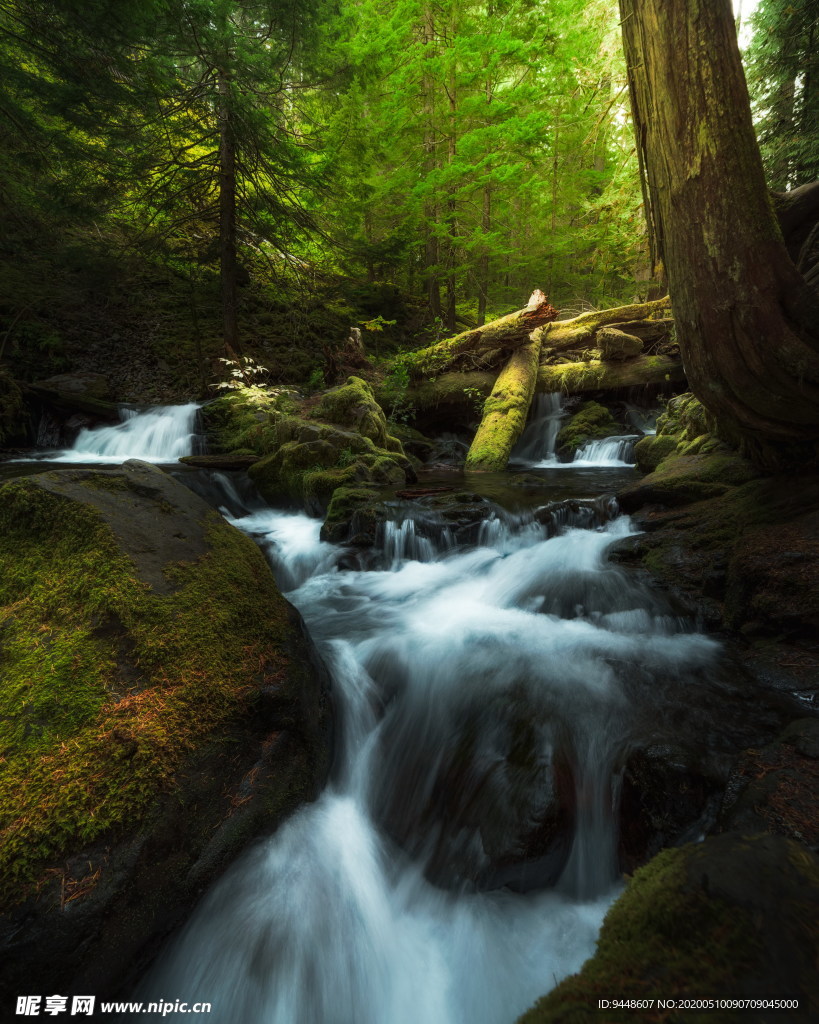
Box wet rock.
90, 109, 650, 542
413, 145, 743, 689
555, 401, 620, 459
719, 719, 819, 849
373, 691, 576, 892
519, 833, 819, 1021
0, 463, 332, 1004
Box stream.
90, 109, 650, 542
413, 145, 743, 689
5, 399, 747, 1023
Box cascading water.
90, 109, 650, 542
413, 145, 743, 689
572, 435, 639, 467
24, 403, 200, 463
510, 393, 565, 464
131, 498, 720, 1024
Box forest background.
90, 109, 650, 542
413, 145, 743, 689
0, 0, 816, 402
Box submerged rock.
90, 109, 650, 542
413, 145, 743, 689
555, 401, 620, 459
0, 461, 332, 1003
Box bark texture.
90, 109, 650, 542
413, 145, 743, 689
537, 297, 671, 354
465, 334, 542, 471
407, 290, 558, 376
620, 0, 819, 460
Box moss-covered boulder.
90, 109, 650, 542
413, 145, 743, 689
0, 461, 331, 1002
199, 385, 300, 456
202, 380, 412, 515
555, 401, 620, 458
321, 486, 387, 545
619, 451, 761, 510
519, 834, 819, 1023
312, 375, 403, 453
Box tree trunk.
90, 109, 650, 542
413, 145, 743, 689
396, 354, 684, 421
218, 71, 240, 359
465, 333, 542, 471
619, 0, 819, 462
537, 354, 684, 394
423, 7, 442, 319
407, 290, 557, 376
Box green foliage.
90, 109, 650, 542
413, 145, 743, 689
745, 0, 819, 189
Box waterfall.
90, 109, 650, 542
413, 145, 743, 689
510, 393, 565, 464
21, 404, 201, 463
132, 504, 720, 1024
572, 435, 639, 467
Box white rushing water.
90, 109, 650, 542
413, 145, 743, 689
510, 393, 565, 464
134, 503, 719, 1024
23, 404, 200, 463
572, 435, 639, 467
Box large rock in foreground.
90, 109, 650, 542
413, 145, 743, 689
519, 834, 819, 1022
0, 462, 332, 1002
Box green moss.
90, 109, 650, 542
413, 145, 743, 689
200, 386, 300, 456
0, 478, 303, 905
556, 401, 620, 456
311, 376, 397, 449
634, 433, 678, 472
518, 835, 819, 1023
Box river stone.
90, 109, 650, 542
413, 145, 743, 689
518, 834, 819, 1021
0, 462, 332, 1005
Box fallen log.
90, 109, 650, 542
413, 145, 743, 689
406, 290, 557, 376
537, 296, 671, 354
465, 333, 542, 471
402, 354, 685, 418
537, 354, 685, 394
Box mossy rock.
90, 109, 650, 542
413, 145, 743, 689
619, 452, 761, 510
518, 834, 819, 1023
556, 401, 620, 457
634, 433, 679, 473
312, 375, 402, 452
656, 392, 712, 442
200, 386, 300, 456
0, 461, 331, 1001
321, 486, 386, 544
597, 327, 643, 361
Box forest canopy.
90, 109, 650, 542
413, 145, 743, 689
0, 0, 815, 394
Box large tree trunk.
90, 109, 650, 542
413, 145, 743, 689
465, 333, 542, 471
619, 0, 819, 462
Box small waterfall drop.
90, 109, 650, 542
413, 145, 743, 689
510, 393, 565, 464
22, 404, 201, 463
573, 435, 639, 467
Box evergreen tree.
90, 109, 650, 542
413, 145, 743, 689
745, 0, 819, 189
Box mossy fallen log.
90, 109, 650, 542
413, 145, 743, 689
405, 290, 557, 376
465, 334, 542, 471
537, 354, 684, 394
536, 296, 671, 354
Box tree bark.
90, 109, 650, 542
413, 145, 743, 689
538, 297, 671, 354
218, 70, 240, 359
407, 290, 557, 375
465, 333, 542, 471
397, 355, 684, 421
619, 0, 819, 461
537, 354, 685, 394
